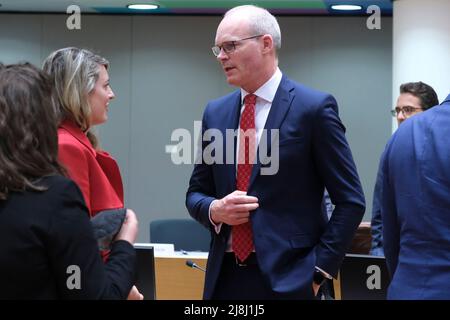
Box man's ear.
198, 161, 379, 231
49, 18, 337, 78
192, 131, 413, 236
261, 34, 274, 54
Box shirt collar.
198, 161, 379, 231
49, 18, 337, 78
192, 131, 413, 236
241, 67, 283, 104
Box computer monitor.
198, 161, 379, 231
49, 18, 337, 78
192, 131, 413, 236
338, 253, 390, 300
134, 244, 156, 300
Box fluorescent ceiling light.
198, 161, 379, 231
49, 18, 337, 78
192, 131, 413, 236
127, 4, 159, 10
331, 5, 362, 11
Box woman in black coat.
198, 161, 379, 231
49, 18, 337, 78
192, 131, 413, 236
0, 63, 138, 299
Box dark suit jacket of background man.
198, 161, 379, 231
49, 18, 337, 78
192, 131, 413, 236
382, 94, 450, 299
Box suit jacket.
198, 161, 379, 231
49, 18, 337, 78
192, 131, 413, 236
370, 158, 385, 256
381, 94, 450, 299
0, 175, 135, 299
186, 76, 365, 299
58, 120, 124, 217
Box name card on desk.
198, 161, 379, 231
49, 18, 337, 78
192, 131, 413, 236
176, 251, 209, 259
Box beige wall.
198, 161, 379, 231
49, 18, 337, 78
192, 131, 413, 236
0, 14, 393, 241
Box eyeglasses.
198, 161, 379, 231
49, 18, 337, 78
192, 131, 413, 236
390, 106, 423, 117
212, 35, 263, 57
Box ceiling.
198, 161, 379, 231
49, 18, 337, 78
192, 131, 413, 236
0, 0, 393, 15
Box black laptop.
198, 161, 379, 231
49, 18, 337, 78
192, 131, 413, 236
133, 244, 156, 300
338, 254, 390, 300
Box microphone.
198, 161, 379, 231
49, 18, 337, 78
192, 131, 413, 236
186, 260, 206, 272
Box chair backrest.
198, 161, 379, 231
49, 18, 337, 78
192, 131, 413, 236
149, 218, 210, 252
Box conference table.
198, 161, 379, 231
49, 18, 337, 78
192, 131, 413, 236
154, 251, 208, 300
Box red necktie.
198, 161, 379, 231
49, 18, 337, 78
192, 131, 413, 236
232, 93, 256, 263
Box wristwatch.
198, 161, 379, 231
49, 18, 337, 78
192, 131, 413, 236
313, 270, 327, 286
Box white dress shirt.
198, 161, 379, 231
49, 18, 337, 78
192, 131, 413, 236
236, 67, 283, 160
209, 68, 283, 246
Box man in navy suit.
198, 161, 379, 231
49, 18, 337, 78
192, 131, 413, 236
186, 5, 365, 300
381, 93, 450, 299
370, 82, 439, 256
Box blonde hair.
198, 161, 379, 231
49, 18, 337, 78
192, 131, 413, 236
42, 47, 109, 149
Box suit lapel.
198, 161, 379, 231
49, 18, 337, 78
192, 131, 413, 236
248, 76, 295, 189
223, 91, 242, 192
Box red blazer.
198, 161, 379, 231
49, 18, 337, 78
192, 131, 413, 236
58, 120, 124, 217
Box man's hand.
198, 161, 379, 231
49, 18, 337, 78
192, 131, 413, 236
127, 285, 143, 300
210, 190, 258, 226
312, 282, 320, 297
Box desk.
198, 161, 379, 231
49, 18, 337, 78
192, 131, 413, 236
154, 252, 208, 300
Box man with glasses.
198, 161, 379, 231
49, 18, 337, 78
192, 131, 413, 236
186, 5, 365, 300
370, 82, 438, 256
381, 91, 450, 299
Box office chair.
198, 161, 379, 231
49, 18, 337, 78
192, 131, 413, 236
149, 218, 210, 252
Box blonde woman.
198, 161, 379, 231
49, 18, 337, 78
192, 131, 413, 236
43, 48, 142, 300
43, 47, 122, 218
